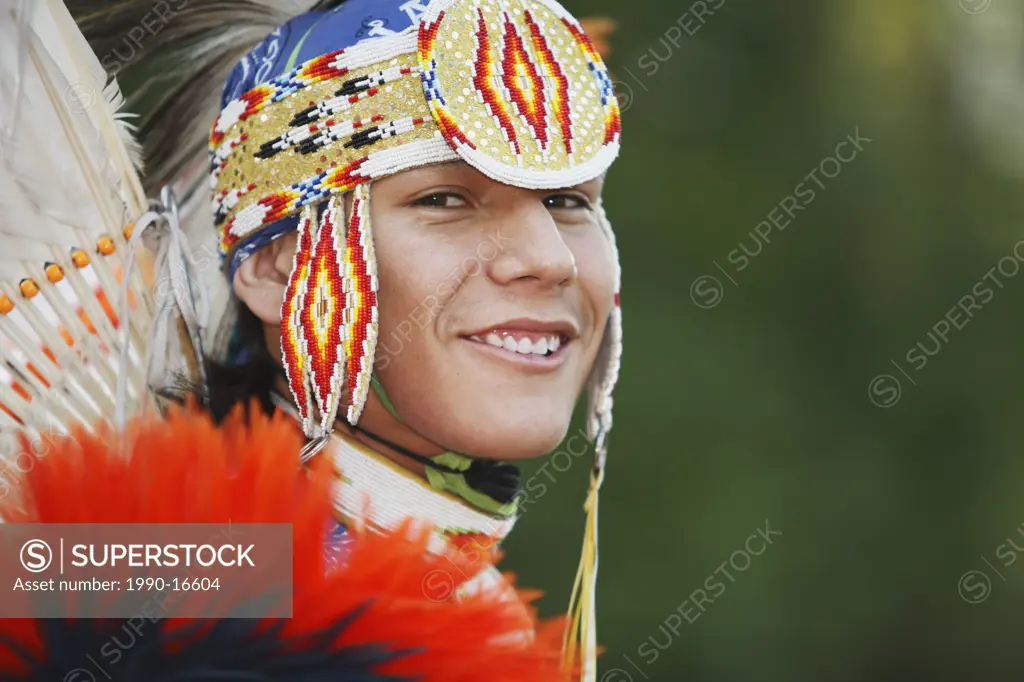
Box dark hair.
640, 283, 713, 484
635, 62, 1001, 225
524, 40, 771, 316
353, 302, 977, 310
201, 302, 281, 424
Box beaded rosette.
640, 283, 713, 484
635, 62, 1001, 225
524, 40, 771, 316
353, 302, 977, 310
209, 0, 622, 438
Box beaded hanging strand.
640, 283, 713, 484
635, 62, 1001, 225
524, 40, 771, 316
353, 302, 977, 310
341, 183, 378, 425
279, 189, 379, 437
301, 196, 349, 435
280, 205, 317, 436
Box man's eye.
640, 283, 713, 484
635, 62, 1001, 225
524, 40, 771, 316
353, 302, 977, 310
411, 192, 468, 208
543, 194, 590, 210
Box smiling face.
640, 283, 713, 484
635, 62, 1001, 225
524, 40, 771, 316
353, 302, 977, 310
368, 161, 615, 459
233, 160, 616, 461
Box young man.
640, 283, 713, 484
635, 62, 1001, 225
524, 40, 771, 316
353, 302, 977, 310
2, 0, 623, 677
196, 0, 623, 676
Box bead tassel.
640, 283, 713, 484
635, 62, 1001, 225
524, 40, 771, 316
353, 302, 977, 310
301, 196, 348, 433
341, 184, 378, 424
280, 206, 316, 434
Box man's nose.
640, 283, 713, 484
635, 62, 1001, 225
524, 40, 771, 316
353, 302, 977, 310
486, 201, 577, 289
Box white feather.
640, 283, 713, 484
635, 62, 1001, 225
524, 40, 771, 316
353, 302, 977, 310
0, 0, 154, 446
105, 78, 145, 172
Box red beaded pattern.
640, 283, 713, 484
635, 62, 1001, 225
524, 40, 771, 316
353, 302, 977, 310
280, 207, 315, 430
209, 85, 273, 149
301, 196, 348, 432
562, 18, 621, 146
210, 132, 248, 188
341, 184, 378, 424
212, 182, 259, 226
419, 10, 444, 58
524, 9, 573, 156
220, 156, 369, 254
471, 9, 521, 155
209, 49, 348, 149
416, 0, 619, 187
420, 11, 478, 152
497, 9, 549, 152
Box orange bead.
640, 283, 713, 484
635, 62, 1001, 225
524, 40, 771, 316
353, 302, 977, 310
123, 223, 135, 240
97, 236, 116, 256
0, 293, 13, 314
19, 279, 39, 299
71, 249, 91, 268
45, 263, 64, 283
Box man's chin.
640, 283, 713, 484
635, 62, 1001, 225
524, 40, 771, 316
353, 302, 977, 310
452, 421, 573, 462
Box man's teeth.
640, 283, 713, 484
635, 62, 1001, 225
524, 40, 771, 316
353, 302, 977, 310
468, 333, 562, 356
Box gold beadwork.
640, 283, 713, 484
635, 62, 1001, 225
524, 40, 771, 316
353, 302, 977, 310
71, 249, 91, 268
424, 1, 607, 171
213, 54, 437, 230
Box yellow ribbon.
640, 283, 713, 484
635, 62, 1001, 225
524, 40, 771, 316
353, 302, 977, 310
563, 465, 604, 682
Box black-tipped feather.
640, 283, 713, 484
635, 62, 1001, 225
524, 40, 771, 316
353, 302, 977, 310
4, 606, 412, 682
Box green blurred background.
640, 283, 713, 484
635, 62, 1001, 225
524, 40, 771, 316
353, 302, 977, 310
505, 1, 1024, 680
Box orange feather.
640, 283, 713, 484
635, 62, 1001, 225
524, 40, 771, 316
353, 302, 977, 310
0, 405, 574, 682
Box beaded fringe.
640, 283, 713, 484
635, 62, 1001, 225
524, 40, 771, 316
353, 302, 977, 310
280, 185, 380, 438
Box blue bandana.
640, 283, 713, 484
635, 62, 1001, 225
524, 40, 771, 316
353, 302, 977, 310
222, 0, 432, 105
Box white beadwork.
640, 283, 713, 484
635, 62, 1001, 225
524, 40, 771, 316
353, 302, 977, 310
342, 184, 378, 425
210, 133, 246, 187
216, 98, 248, 133
228, 201, 273, 237
329, 428, 518, 540
284, 206, 316, 435
326, 27, 418, 73
586, 197, 621, 469
456, 139, 618, 189
357, 136, 461, 177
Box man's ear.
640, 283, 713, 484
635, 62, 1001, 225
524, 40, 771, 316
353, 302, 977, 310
231, 232, 299, 325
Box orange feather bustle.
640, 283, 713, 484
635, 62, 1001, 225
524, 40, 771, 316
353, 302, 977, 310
0, 406, 573, 682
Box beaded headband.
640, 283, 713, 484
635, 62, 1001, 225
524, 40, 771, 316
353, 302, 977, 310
209, 0, 622, 434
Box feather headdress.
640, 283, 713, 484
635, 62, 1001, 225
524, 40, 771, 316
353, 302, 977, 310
0, 407, 570, 682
